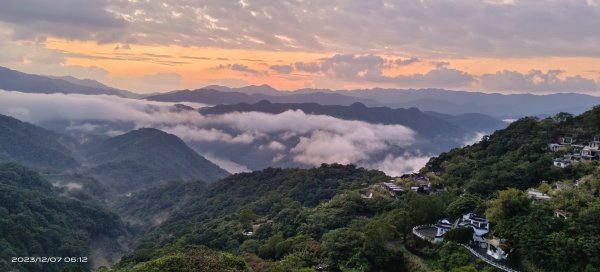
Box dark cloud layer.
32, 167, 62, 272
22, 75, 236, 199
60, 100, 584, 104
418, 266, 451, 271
481, 69, 599, 92
0, 0, 126, 41
2, 1, 600, 57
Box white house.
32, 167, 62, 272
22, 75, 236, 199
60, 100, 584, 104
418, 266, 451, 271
527, 188, 552, 200
486, 238, 510, 260
552, 158, 571, 168
383, 182, 404, 196
460, 213, 490, 248
554, 209, 569, 219
434, 219, 452, 243
559, 136, 574, 145
360, 191, 373, 199
548, 143, 564, 152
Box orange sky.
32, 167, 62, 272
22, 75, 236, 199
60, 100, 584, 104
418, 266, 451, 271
43, 38, 600, 92
1, 1, 600, 93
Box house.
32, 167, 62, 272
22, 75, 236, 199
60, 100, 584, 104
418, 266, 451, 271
589, 140, 600, 150
559, 135, 574, 145
360, 191, 373, 199
571, 144, 585, 154
554, 209, 570, 219
527, 188, 552, 200
486, 238, 510, 260
580, 146, 599, 160
434, 219, 452, 243
315, 263, 329, 271
383, 182, 404, 196
548, 143, 565, 152
553, 158, 571, 168
553, 181, 572, 191
460, 213, 490, 248
400, 173, 430, 182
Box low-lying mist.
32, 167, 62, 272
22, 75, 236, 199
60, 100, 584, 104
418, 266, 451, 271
0, 90, 435, 175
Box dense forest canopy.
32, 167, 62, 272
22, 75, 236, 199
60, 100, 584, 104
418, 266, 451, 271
0, 163, 123, 272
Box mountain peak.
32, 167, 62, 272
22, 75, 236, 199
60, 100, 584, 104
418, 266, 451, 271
350, 102, 367, 108
84, 128, 228, 192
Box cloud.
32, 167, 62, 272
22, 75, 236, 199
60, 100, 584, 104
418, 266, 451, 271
320, 54, 385, 79
259, 141, 287, 151
0, 0, 126, 41
286, 53, 597, 91
294, 62, 320, 73
480, 69, 599, 92
270, 64, 293, 74
21, 0, 593, 57
309, 54, 475, 88
218, 63, 265, 76
388, 67, 475, 88
0, 91, 422, 175
368, 154, 430, 177
201, 152, 251, 173
161, 126, 263, 144
114, 44, 131, 51
395, 57, 420, 66
430, 61, 450, 68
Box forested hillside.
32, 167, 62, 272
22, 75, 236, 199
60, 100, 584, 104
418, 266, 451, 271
103, 164, 476, 272
423, 107, 600, 194
421, 107, 600, 271
103, 107, 600, 272
0, 114, 78, 170
0, 163, 124, 272
2, 103, 600, 272
84, 128, 228, 193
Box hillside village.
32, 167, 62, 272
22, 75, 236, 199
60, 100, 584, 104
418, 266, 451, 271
372, 155, 592, 272
550, 135, 600, 168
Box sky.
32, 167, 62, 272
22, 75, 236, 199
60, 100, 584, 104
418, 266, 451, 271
1, 0, 600, 93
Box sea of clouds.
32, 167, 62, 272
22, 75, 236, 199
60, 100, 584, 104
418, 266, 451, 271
0, 90, 431, 175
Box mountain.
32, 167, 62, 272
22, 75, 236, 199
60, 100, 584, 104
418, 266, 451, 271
200, 100, 505, 138
144, 88, 383, 106
113, 164, 403, 271
148, 85, 600, 118
422, 107, 600, 194
0, 66, 127, 97
0, 163, 124, 272
424, 111, 507, 133
50, 75, 140, 98
144, 88, 272, 104
341, 88, 600, 118
0, 114, 78, 170
202, 84, 282, 96
83, 128, 228, 193
419, 108, 600, 271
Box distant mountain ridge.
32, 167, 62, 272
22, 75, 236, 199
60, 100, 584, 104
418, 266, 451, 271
3, 66, 598, 118
146, 84, 600, 118
200, 100, 506, 138
0, 66, 134, 97
49, 75, 139, 98
84, 128, 229, 193
341, 88, 600, 118
144, 88, 383, 106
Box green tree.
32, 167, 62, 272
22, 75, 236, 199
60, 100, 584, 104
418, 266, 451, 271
486, 188, 531, 223
444, 228, 474, 244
